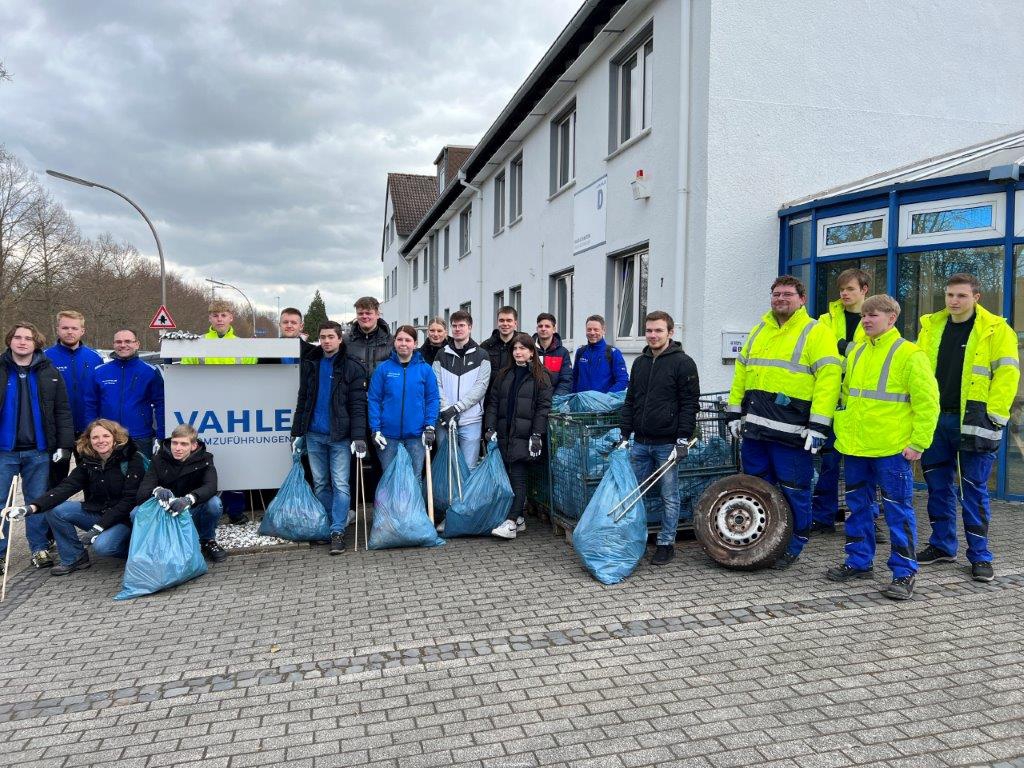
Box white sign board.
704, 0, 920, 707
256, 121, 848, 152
721, 330, 749, 360
573, 175, 608, 255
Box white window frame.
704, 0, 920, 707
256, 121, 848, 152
612, 248, 649, 341
899, 193, 1005, 247
551, 103, 576, 194
509, 155, 523, 223
439, 166, 446, 192
552, 270, 574, 342
412, 255, 418, 289
459, 206, 472, 257
460, 301, 472, 315
509, 285, 522, 319
817, 208, 888, 257
493, 172, 506, 235
610, 27, 653, 152
493, 290, 505, 320
422, 247, 429, 284
384, 274, 390, 299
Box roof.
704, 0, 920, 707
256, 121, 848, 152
386, 173, 439, 237
782, 128, 1024, 211
442, 146, 474, 188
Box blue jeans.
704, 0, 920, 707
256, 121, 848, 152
844, 455, 917, 579
378, 438, 426, 478
741, 437, 814, 556
922, 412, 995, 564
191, 496, 223, 542
305, 432, 352, 533
630, 442, 679, 546
45, 501, 130, 563
0, 449, 52, 556
456, 421, 482, 470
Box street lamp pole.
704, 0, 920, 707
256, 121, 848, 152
276, 296, 281, 337
46, 169, 167, 308
206, 278, 257, 337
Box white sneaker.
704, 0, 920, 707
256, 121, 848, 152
515, 516, 526, 532
491, 520, 517, 539
435, 519, 445, 534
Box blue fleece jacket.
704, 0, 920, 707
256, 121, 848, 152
44, 343, 103, 433
85, 354, 165, 440
367, 350, 439, 439
572, 339, 629, 394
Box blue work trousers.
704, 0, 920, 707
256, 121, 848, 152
811, 436, 842, 526
843, 454, 917, 579
741, 437, 813, 556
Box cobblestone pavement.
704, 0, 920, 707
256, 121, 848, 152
1, 495, 1023, 767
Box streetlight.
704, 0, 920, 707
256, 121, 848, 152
276, 296, 281, 338
46, 169, 167, 308
205, 278, 257, 337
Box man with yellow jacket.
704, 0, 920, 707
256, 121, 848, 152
827, 295, 938, 600
727, 275, 842, 569
181, 301, 258, 365
914, 273, 1019, 583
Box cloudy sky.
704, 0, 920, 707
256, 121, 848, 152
0, 0, 580, 320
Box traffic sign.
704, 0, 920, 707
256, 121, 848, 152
149, 305, 177, 330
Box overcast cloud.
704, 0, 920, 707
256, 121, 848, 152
0, 0, 580, 320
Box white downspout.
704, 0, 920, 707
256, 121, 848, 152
458, 170, 485, 318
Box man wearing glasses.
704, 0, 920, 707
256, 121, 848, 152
726, 275, 842, 569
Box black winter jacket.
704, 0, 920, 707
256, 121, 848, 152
484, 365, 553, 464
0, 350, 74, 452
344, 318, 393, 379
138, 440, 218, 505
620, 342, 701, 444
31, 441, 145, 530
291, 348, 368, 442
480, 330, 516, 390
419, 338, 448, 366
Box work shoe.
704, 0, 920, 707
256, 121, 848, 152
491, 520, 517, 539
31, 550, 54, 568
516, 516, 526, 532
874, 520, 887, 544
201, 540, 228, 563
810, 521, 835, 535
916, 544, 956, 564
882, 575, 915, 600
651, 544, 674, 566
971, 561, 994, 582
826, 563, 873, 582
329, 532, 346, 555
772, 552, 800, 570
51, 551, 91, 576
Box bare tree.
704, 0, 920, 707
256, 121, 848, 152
0, 147, 43, 329
25, 191, 82, 338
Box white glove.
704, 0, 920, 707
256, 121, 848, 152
7, 506, 28, 521
728, 419, 743, 439
350, 440, 367, 459
152, 439, 161, 456
615, 440, 630, 451
52, 449, 69, 463
89, 524, 103, 545
801, 429, 827, 454
373, 432, 388, 450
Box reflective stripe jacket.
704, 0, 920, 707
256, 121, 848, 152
818, 300, 866, 355
915, 303, 1019, 452
727, 306, 841, 447
833, 328, 938, 457
180, 327, 257, 365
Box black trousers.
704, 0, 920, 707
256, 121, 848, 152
507, 460, 529, 521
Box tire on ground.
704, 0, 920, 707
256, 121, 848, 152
693, 473, 793, 570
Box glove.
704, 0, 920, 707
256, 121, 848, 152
528, 434, 542, 458
615, 440, 630, 451
374, 432, 387, 451
422, 426, 436, 448
837, 338, 849, 356
291, 436, 305, 455
439, 405, 459, 426
350, 440, 367, 459
801, 429, 827, 454
669, 438, 690, 462
168, 494, 195, 516
52, 449, 69, 463
152, 487, 174, 503
728, 419, 743, 439
6, 506, 28, 521
152, 439, 161, 456
485, 429, 497, 443
88, 524, 103, 545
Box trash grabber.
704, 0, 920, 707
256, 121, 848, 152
1, 474, 21, 603
353, 455, 361, 553
358, 457, 368, 547
424, 442, 435, 524
607, 439, 697, 523
448, 421, 464, 500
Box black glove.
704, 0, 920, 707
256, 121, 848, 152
421, 426, 436, 448
350, 440, 367, 458
485, 429, 497, 443
152, 487, 173, 503
672, 438, 690, 462
168, 494, 195, 515
439, 405, 459, 426
528, 434, 542, 457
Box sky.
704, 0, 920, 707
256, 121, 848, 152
0, 0, 581, 321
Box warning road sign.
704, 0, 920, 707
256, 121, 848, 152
149, 305, 177, 330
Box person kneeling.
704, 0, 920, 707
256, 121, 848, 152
8, 419, 145, 576
139, 424, 227, 563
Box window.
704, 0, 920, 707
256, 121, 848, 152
788, 217, 811, 262
391, 267, 398, 297
384, 274, 390, 299
899, 194, 1004, 247
460, 301, 472, 315
422, 247, 429, 284
444, 307, 450, 325
550, 102, 576, 193
612, 248, 649, 339
817, 209, 887, 257
384, 218, 393, 250
552, 270, 574, 340
493, 172, 506, 234
493, 290, 505, 320
459, 206, 472, 257
814, 257, 888, 318
412, 255, 418, 289
509, 285, 522, 319
610, 28, 653, 151
509, 155, 523, 222
439, 166, 446, 192
443, 225, 450, 269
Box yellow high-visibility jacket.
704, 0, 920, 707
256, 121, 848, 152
833, 327, 938, 457
728, 306, 842, 447
818, 299, 867, 355
915, 303, 1020, 452
180, 327, 258, 366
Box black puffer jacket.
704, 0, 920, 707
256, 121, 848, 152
291, 348, 368, 442
480, 330, 516, 390
138, 440, 218, 505
31, 441, 145, 530
344, 318, 393, 379
620, 341, 700, 444
0, 350, 74, 452
484, 364, 552, 463
419, 338, 448, 366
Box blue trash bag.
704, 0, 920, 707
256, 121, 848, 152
115, 497, 208, 600
552, 394, 574, 413
370, 444, 445, 549
444, 441, 514, 537
570, 390, 627, 413
572, 448, 648, 585
432, 431, 471, 513
258, 454, 330, 542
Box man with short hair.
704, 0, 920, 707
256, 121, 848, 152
180, 300, 257, 365
727, 275, 842, 569
572, 315, 629, 394
619, 311, 700, 565
138, 423, 227, 563
915, 273, 1019, 582
44, 310, 103, 484
268, 307, 315, 364
481, 306, 519, 393
827, 294, 938, 600
291, 321, 368, 555
534, 313, 573, 396
0, 322, 74, 571
344, 296, 392, 380
433, 310, 490, 470
85, 329, 165, 457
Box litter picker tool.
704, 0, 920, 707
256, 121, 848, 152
1, 474, 22, 603
605, 439, 697, 523
424, 439, 435, 524
448, 420, 464, 501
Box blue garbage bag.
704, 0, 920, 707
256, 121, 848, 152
571, 390, 627, 413
115, 497, 208, 600
258, 454, 330, 542
370, 444, 445, 549
444, 441, 514, 537
572, 448, 648, 584
432, 431, 471, 513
